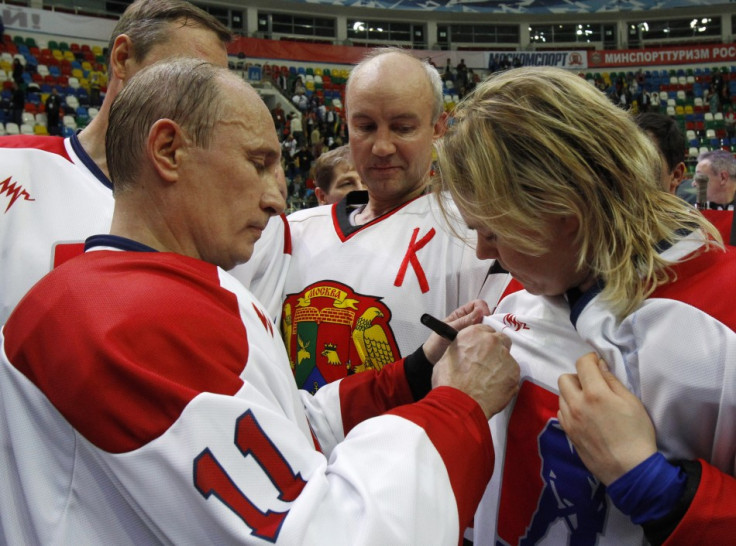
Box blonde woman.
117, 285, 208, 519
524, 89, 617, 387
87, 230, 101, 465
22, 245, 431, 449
436, 66, 736, 545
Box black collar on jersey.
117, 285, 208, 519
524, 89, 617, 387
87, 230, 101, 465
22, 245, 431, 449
69, 132, 113, 191
709, 202, 733, 211
85, 234, 159, 253
334, 190, 370, 237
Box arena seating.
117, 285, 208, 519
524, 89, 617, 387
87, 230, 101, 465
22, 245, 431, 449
1, 29, 735, 165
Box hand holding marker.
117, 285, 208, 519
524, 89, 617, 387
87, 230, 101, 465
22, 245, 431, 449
420, 313, 458, 341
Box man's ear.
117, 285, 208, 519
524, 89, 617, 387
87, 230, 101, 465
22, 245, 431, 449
433, 111, 449, 140
148, 119, 187, 183
669, 161, 687, 193
109, 34, 134, 82
315, 187, 327, 205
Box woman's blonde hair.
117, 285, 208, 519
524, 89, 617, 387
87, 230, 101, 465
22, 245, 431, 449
435, 66, 722, 319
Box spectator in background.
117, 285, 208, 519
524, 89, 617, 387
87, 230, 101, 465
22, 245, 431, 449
276, 69, 288, 93
635, 112, 687, 194
443, 58, 454, 83
695, 149, 736, 211
456, 58, 468, 88
288, 112, 303, 147
295, 143, 314, 183
44, 87, 62, 136
310, 121, 322, 159
12, 58, 23, 86
0, 14, 5, 45
272, 103, 286, 136
313, 144, 365, 205
725, 104, 735, 139
10, 81, 24, 126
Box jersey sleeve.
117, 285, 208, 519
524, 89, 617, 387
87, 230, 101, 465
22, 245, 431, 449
656, 459, 736, 545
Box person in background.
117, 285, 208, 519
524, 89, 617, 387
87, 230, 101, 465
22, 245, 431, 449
12, 57, 23, 85
44, 87, 62, 136
282, 47, 510, 393
693, 148, 736, 244
695, 149, 736, 211
0, 59, 522, 544
313, 144, 364, 205
435, 66, 735, 545
635, 112, 687, 194
10, 81, 24, 126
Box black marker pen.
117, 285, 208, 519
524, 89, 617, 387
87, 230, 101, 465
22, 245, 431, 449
420, 313, 458, 341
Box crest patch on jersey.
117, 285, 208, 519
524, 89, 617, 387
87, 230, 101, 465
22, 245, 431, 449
282, 280, 400, 392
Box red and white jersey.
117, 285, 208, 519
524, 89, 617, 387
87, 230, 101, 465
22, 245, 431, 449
0, 236, 494, 545
702, 208, 734, 246
475, 235, 736, 545
0, 134, 114, 324
0, 134, 290, 324
282, 191, 509, 391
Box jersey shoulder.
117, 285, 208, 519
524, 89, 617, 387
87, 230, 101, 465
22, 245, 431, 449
0, 135, 71, 161
652, 246, 736, 330
3, 251, 249, 453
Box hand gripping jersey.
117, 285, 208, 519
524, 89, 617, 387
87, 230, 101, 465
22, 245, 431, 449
0, 236, 494, 545
0, 135, 290, 323
282, 191, 509, 391
474, 235, 736, 546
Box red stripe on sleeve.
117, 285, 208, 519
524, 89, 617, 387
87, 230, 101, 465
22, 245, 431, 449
338, 358, 415, 434
390, 386, 494, 538
664, 459, 736, 545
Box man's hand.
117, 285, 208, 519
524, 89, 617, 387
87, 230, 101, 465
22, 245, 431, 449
432, 323, 519, 419
422, 299, 491, 364
558, 353, 657, 485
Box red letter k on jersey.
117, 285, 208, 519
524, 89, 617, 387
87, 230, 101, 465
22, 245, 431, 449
395, 227, 435, 293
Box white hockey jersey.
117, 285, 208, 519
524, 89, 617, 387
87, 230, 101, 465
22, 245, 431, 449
0, 134, 113, 323
474, 235, 736, 545
283, 191, 508, 391
0, 235, 494, 545
0, 134, 290, 323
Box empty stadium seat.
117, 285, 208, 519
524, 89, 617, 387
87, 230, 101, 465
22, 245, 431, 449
4, 122, 20, 135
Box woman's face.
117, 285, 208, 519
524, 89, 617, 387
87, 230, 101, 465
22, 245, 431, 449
463, 211, 594, 297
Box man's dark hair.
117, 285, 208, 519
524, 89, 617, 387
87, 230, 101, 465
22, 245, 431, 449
635, 112, 686, 172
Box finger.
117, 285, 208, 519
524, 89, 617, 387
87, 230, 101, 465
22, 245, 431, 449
596, 358, 635, 398
557, 372, 582, 399
447, 307, 483, 330
574, 353, 610, 390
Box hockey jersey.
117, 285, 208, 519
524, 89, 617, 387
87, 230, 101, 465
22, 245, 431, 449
282, 191, 509, 391
0, 134, 290, 323
474, 235, 736, 545
0, 235, 494, 545
0, 134, 113, 323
